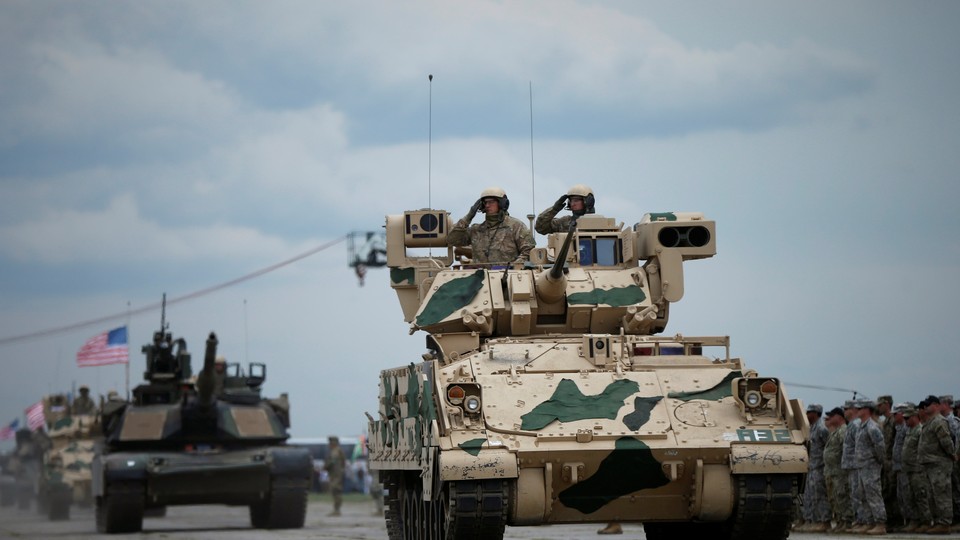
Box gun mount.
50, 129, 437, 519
369, 208, 807, 540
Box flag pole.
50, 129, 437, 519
125, 301, 131, 400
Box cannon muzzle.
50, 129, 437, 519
195, 332, 219, 407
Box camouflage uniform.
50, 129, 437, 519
825, 422, 853, 526
855, 416, 887, 526
892, 420, 913, 523
902, 421, 932, 527
943, 407, 960, 522
919, 412, 955, 526
535, 205, 577, 235
842, 416, 864, 524
324, 438, 347, 516
878, 405, 902, 526
804, 415, 832, 524
448, 211, 534, 265
71, 392, 96, 416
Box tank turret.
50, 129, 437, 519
91, 301, 312, 534
369, 208, 807, 540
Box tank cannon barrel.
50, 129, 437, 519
195, 332, 219, 408
536, 217, 577, 304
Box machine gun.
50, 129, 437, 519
134, 294, 193, 405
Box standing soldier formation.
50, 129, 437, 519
807, 394, 960, 536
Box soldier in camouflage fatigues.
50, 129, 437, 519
802, 404, 832, 532
891, 403, 910, 530
535, 184, 595, 235
853, 400, 887, 535
448, 187, 534, 265
324, 436, 347, 517
901, 404, 931, 532
842, 400, 865, 528
71, 386, 96, 416
919, 396, 956, 533
824, 407, 853, 531
939, 395, 960, 525
876, 395, 902, 529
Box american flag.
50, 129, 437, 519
24, 401, 44, 431
0, 418, 18, 440
77, 326, 129, 367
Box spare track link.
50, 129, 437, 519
448, 479, 509, 540
729, 473, 797, 540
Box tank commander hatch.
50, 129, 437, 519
72, 385, 96, 416
535, 183, 595, 235
447, 186, 534, 266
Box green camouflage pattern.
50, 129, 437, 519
667, 371, 741, 401
568, 285, 647, 307
415, 270, 485, 327
520, 379, 640, 430
534, 206, 576, 235
447, 212, 534, 264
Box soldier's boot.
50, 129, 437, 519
865, 523, 887, 535
849, 522, 870, 533
597, 522, 623, 535
808, 521, 830, 533
914, 522, 931, 533
830, 520, 848, 533
926, 523, 951, 534
901, 520, 919, 533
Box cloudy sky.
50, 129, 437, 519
1, 1, 958, 446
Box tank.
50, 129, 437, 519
367, 209, 809, 540
35, 393, 99, 520
92, 311, 312, 534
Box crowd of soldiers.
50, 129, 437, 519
799, 395, 960, 535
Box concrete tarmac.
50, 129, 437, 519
2, 497, 959, 539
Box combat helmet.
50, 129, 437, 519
566, 184, 595, 215
479, 186, 509, 211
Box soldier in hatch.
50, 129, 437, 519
447, 187, 534, 266
71, 385, 96, 416
535, 184, 596, 235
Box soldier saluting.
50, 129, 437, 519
448, 187, 533, 266
535, 184, 595, 235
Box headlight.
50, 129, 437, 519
464, 395, 481, 413
744, 390, 762, 408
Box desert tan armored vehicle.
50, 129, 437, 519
92, 305, 312, 534
35, 393, 99, 520
367, 210, 809, 540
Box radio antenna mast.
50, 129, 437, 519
428, 74, 433, 210
528, 81, 537, 236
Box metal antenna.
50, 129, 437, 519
528, 81, 537, 238
428, 74, 433, 210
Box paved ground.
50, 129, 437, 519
2, 495, 959, 539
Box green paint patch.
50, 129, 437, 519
647, 212, 677, 222
568, 285, 646, 307
668, 371, 741, 401
623, 396, 663, 431
415, 270, 485, 327
405, 364, 420, 419
459, 438, 486, 457
520, 379, 639, 430
559, 437, 669, 514
390, 267, 416, 285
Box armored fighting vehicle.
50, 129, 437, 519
3, 428, 43, 510
93, 311, 312, 534
367, 209, 809, 540
35, 393, 99, 520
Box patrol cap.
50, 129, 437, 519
79, 385, 90, 392
843, 400, 856, 409
825, 407, 844, 418
856, 399, 876, 410
876, 395, 892, 405
806, 403, 823, 415
925, 395, 941, 405
902, 406, 918, 418
938, 394, 954, 405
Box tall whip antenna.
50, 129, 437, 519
428, 74, 433, 210
528, 81, 537, 236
